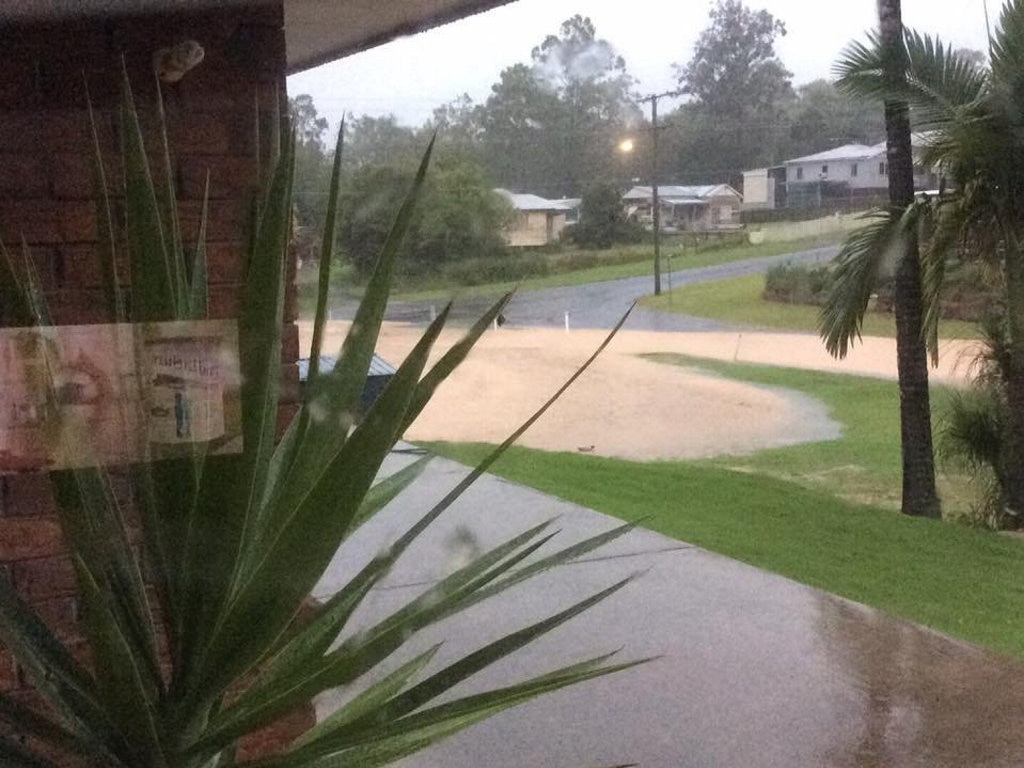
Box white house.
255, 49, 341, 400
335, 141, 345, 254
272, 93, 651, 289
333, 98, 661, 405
622, 185, 743, 231
782, 139, 939, 204
741, 168, 776, 209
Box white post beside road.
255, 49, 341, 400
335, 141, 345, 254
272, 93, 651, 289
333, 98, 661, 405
564, 311, 570, 332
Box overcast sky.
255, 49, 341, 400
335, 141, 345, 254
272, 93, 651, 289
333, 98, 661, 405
287, 0, 992, 131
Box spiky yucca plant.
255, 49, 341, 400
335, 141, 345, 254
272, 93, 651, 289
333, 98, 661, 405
0, 74, 642, 767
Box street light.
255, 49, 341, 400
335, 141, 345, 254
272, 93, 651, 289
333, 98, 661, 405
618, 134, 659, 292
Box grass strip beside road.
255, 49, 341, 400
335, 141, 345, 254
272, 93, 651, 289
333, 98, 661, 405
640, 273, 979, 339
424, 441, 1024, 660
386, 235, 843, 303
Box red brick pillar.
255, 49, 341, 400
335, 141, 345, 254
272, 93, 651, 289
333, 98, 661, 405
0, 2, 305, 756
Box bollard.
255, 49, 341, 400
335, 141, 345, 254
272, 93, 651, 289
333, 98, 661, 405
564, 311, 570, 332
429, 304, 437, 322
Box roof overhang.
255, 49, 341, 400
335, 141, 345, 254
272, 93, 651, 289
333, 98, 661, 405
3, 0, 515, 75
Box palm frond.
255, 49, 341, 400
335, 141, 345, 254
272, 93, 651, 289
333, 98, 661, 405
903, 29, 989, 129
819, 210, 902, 358
833, 34, 888, 102
834, 27, 988, 131
991, 0, 1024, 103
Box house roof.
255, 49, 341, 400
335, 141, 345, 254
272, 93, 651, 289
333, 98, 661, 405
494, 189, 573, 212
622, 185, 741, 202
4, 0, 512, 75
298, 354, 396, 382
784, 144, 883, 164
784, 134, 936, 165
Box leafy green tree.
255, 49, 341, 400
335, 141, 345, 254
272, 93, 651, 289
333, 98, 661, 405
339, 155, 511, 278
472, 17, 638, 197
675, 0, 792, 117
344, 114, 423, 169
669, 0, 793, 178
783, 79, 887, 158
339, 163, 418, 277
568, 182, 640, 249
289, 94, 333, 230
429, 93, 486, 165
530, 15, 640, 196
477, 63, 564, 194
416, 154, 514, 268
290, 93, 329, 150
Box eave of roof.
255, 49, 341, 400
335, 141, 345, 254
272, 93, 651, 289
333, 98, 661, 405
4, 0, 514, 75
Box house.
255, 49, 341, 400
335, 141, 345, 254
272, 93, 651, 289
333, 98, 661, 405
622, 185, 743, 231
741, 168, 776, 210
779, 139, 940, 208
495, 188, 575, 247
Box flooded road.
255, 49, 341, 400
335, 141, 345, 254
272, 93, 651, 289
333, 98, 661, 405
331, 244, 839, 331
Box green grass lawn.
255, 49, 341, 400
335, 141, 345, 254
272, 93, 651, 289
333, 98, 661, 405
641, 354, 973, 513
393, 235, 841, 303
640, 273, 979, 339
425, 441, 1024, 660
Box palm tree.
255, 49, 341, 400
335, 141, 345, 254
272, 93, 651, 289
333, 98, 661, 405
824, 0, 1024, 521
821, 0, 941, 519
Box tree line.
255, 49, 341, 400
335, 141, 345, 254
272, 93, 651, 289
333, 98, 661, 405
289, 2, 891, 272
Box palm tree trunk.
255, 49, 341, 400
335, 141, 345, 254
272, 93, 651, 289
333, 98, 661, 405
878, 0, 941, 518
1002, 232, 1024, 520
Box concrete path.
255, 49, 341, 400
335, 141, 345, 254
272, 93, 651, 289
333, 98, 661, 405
314, 450, 1024, 767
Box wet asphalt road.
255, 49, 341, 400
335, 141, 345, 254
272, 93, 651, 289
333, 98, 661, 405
333, 243, 839, 332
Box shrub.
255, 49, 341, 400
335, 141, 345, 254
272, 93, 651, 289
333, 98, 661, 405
939, 314, 1015, 529
763, 263, 834, 305
441, 253, 551, 285
568, 182, 643, 249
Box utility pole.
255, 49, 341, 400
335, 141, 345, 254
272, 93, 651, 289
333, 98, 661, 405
638, 89, 684, 296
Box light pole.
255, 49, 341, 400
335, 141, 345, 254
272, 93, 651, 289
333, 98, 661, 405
638, 89, 684, 296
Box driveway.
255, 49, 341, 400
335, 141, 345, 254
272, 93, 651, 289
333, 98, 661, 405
314, 449, 1024, 767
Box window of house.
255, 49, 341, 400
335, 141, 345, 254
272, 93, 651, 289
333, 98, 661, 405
851, 163, 858, 177
879, 162, 887, 176
821, 164, 828, 175
796, 167, 804, 180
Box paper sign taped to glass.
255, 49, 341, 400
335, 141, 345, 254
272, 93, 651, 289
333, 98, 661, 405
0, 319, 242, 473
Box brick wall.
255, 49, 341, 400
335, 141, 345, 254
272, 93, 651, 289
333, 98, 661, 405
0, 1, 307, 757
